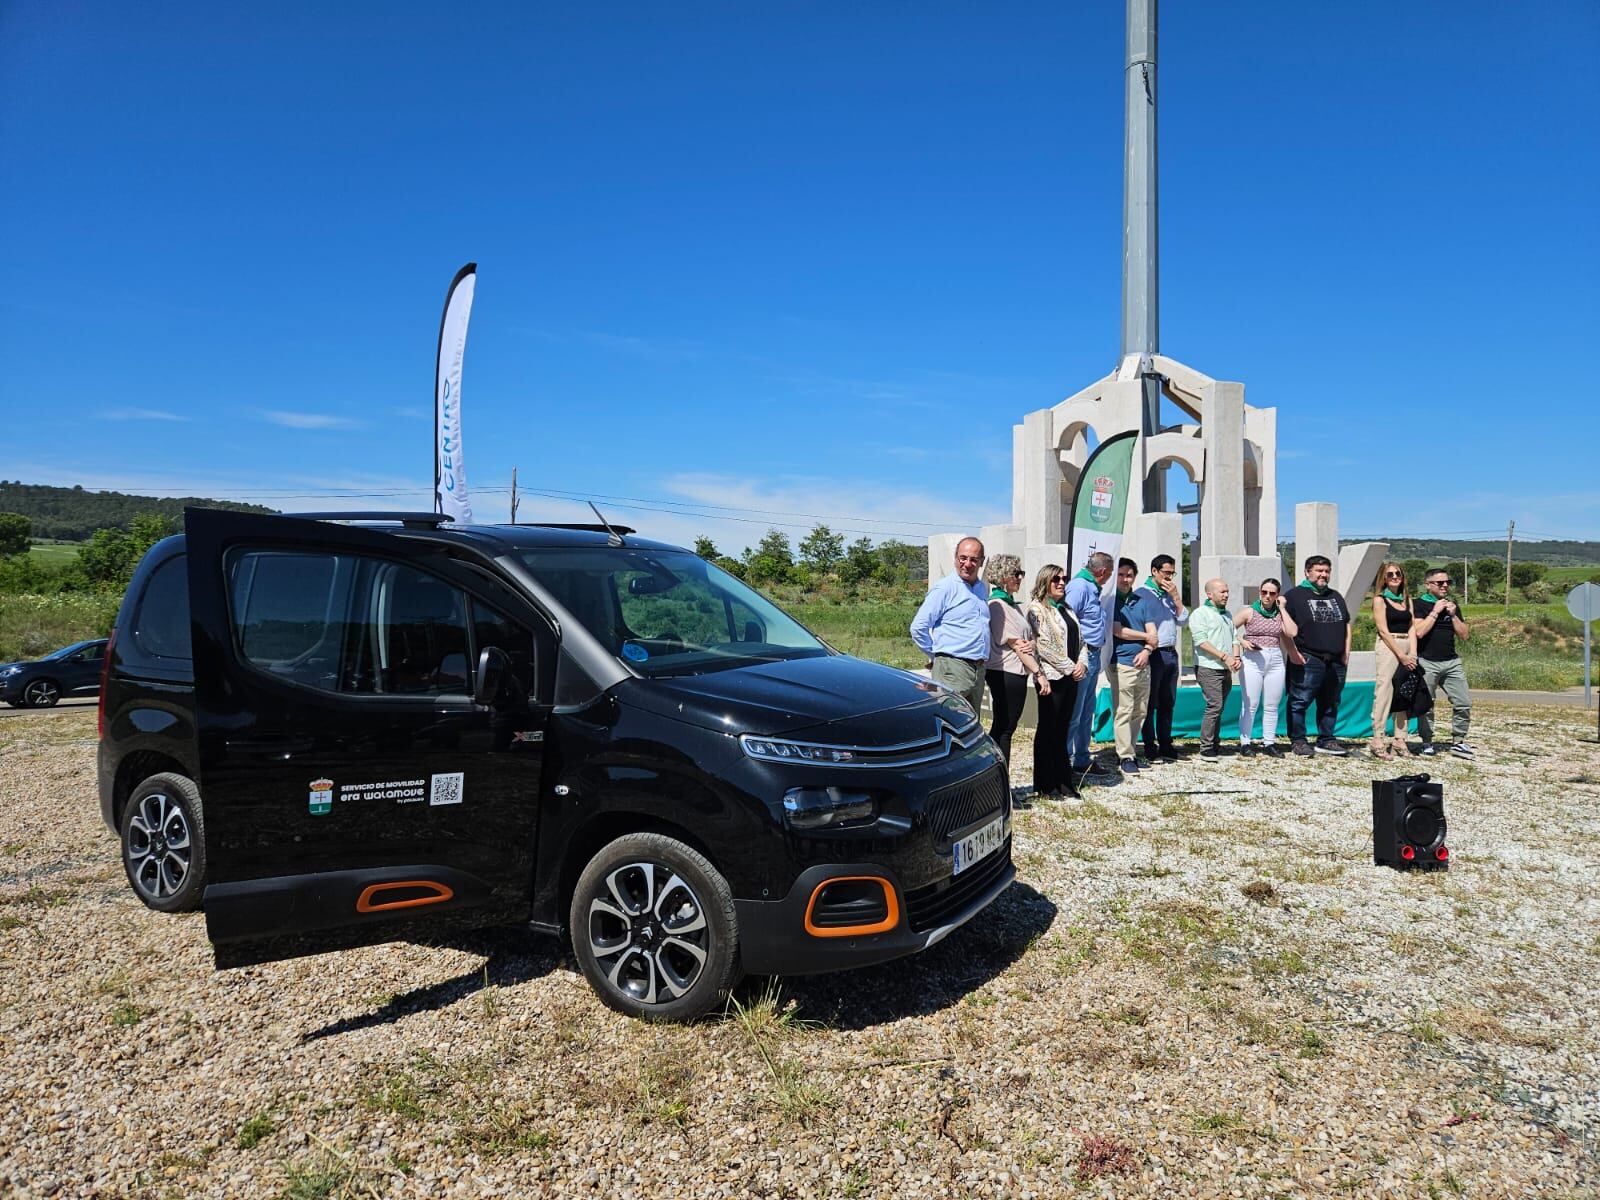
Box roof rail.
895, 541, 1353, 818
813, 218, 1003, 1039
510, 522, 637, 535
293, 511, 456, 530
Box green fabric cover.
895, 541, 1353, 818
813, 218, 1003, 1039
1088, 680, 1377, 740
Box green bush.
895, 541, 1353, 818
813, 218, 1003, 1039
1521, 580, 1551, 604
0, 592, 121, 661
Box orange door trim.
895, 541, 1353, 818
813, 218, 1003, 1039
356, 880, 455, 913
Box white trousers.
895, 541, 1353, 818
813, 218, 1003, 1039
1239, 646, 1285, 745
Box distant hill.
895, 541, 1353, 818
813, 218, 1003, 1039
0, 482, 277, 541
1366, 538, 1600, 567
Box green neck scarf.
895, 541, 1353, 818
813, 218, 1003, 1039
990, 586, 1014, 604
1299, 577, 1328, 595
1048, 597, 1066, 611
1075, 568, 1097, 584
1421, 590, 1442, 603
1381, 588, 1406, 603
1205, 598, 1228, 616
1143, 575, 1159, 592
1116, 588, 1133, 603
1251, 599, 1279, 617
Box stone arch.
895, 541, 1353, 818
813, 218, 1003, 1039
1055, 419, 1100, 540
1243, 440, 1265, 555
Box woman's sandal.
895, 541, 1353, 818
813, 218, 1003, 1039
1369, 740, 1393, 760
1392, 740, 1414, 757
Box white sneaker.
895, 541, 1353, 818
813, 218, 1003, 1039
1449, 742, 1475, 759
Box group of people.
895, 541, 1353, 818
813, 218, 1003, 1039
910, 538, 1477, 795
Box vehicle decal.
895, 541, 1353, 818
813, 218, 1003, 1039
511, 730, 544, 743
338, 779, 427, 804
429, 772, 465, 806
621, 641, 649, 662
308, 778, 334, 817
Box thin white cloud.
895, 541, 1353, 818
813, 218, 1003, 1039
258, 410, 363, 430
100, 407, 188, 422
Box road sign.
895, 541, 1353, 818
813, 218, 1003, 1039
1567, 583, 1599, 711
1566, 582, 1600, 622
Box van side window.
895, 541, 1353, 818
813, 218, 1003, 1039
228, 551, 477, 698
135, 556, 192, 660
366, 563, 471, 695
471, 600, 535, 696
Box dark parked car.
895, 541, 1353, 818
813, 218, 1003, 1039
98, 509, 1014, 1020
1, 639, 109, 707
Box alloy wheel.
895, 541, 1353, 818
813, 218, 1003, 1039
23, 679, 59, 707
125, 791, 194, 903
586, 861, 710, 1006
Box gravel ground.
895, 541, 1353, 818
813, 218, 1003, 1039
1, 705, 1596, 1198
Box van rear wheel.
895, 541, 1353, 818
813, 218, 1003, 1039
121, 773, 207, 913
569, 832, 740, 1022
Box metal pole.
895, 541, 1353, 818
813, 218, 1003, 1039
1584, 617, 1591, 710
1123, 0, 1165, 513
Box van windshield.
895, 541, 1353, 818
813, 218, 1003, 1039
512, 548, 829, 676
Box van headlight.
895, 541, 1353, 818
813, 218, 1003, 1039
782, 787, 878, 830
741, 734, 858, 764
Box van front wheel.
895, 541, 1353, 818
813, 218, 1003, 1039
569, 832, 741, 1022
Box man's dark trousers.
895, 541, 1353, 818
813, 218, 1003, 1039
1196, 665, 1231, 752
1141, 646, 1180, 757
1287, 655, 1346, 744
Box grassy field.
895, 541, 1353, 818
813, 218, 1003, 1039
0, 592, 120, 662
25, 540, 82, 568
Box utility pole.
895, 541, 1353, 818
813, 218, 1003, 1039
1504, 519, 1514, 608
510, 467, 520, 524
1463, 554, 1469, 604
1123, 0, 1165, 513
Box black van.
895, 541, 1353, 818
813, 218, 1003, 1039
98, 508, 1013, 1020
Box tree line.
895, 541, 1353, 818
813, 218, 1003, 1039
0, 512, 178, 594
693, 526, 928, 587
0, 482, 271, 542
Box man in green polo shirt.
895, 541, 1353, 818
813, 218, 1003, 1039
1189, 579, 1242, 762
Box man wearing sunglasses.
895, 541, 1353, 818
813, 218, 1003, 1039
1412, 570, 1474, 758
910, 537, 991, 716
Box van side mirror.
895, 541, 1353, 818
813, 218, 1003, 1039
474, 646, 511, 707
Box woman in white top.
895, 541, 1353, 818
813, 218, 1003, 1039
983, 554, 1043, 766
1023, 564, 1089, 798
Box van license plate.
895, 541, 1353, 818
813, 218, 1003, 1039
952, 816, 1006, 875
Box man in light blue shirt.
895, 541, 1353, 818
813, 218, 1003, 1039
910, 537, 991, 715
1062, 550, 1116, 781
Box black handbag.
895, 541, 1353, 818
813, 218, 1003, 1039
1391, 663, 1433, 716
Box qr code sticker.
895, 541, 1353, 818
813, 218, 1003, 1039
429, 772, 464, 806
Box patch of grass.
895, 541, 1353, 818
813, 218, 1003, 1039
633, 1056, 695, 1129
0, 914, 28, 932
236, 1112, 277, 1150
1192, 1110, 1245, 1133
358, 1057, 437, 1120
455, 1098, 555, 1155
1297, 1026, 1329, 1058
1252, 947, 1309, 977
1411, 1016, 1446, 1047
110, 1002, 150, 1027
728, 979, 832, 1126
1, 885, 74, 909
279, 1161, 352, 1200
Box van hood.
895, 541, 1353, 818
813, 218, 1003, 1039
625, 653, 962, 738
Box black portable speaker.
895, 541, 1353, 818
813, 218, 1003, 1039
1372, 774, 1448, 870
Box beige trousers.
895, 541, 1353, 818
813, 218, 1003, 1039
1109, 663, 1151, 762
1371, 635, 1412, 738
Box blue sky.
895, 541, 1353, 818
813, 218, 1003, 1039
2, 1, 1596, 551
